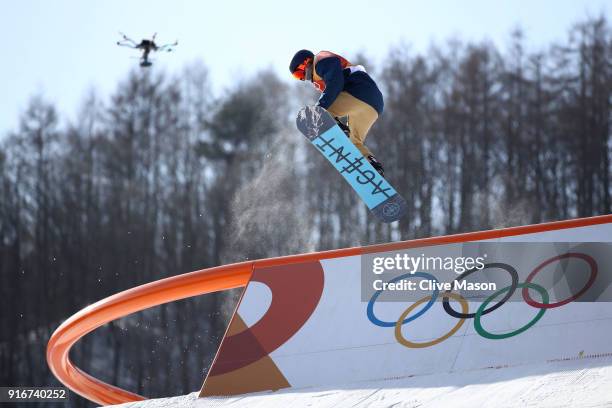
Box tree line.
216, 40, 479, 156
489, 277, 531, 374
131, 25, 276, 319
0, 16, 609, 407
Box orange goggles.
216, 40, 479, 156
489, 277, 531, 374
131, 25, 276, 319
292, 58, 312, 81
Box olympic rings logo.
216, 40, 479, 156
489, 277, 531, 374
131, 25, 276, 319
366, 253, 598, 348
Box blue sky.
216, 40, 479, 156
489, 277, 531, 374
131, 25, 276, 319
1, 0, 610, 133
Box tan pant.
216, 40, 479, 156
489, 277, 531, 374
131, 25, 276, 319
326, 91, 379, 157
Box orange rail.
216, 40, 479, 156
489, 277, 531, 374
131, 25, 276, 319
46, 262, 254, 405
47, 214, 612, 405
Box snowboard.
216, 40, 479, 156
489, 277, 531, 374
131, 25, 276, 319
296, 105, 407, 223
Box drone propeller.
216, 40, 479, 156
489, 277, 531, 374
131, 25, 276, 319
158, 40, 179, 52
117, 31, 138, 48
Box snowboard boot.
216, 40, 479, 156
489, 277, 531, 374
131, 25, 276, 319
367, 155, 385, 177
334, 117, 351, 138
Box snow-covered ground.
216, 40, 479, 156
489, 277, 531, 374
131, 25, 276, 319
113, 354, 612, 408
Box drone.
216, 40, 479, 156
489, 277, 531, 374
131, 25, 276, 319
116, 32, 178, 67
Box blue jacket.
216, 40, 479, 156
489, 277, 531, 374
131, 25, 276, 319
314, 56, 384, 115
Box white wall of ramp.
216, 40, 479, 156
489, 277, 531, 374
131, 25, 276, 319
259, 224, 612, 390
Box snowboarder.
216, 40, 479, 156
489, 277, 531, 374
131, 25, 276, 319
290, 49, 385, 176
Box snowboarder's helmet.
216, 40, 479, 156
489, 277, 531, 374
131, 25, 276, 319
290, 49, 314, 80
